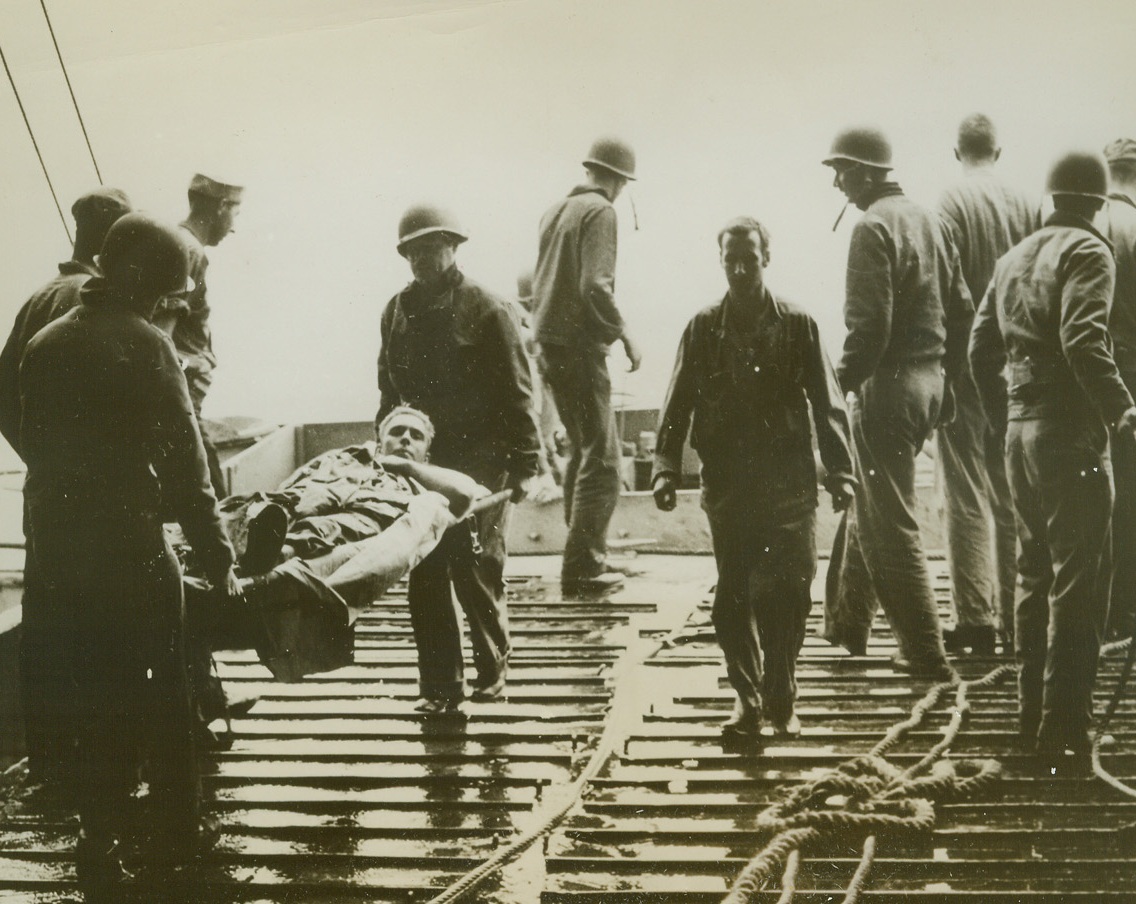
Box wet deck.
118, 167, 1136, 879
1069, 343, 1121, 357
2, 553, 1136, 902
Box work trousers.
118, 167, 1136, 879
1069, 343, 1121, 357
30, 518, 200, 844
538, 343, 621, 580
1006, 418, 1112, 749
937, 369, 1017, 636
705, 501, 816, 724
1108, 367, 1136, 640
408, 485, 511, 700
824, 362, 950, 668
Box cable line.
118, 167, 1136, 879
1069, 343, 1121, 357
0, 38, 72, 244
40, 0, 102, 184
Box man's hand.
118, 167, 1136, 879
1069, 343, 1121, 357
218, 567, 245, 602
653, 474, 678, 512
506, 473, 533, 504
829, 479, 855, 513
622, 333, 642, 373
377, 454, 411, 476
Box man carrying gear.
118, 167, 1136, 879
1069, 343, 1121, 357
376, 205, 540, 713
20, 213, 242, 892
533, 137, 642, 596
821, 126, 972, 681
970, 151, 1136, 775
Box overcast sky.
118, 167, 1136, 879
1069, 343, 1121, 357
1, 0, 1134, 428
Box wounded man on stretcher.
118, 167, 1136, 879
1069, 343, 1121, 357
170, 407, 489, 725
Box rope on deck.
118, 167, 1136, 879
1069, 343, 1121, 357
722, 664, 1014, 904
1094, 635, 1136, 799
424, 602, 689, 904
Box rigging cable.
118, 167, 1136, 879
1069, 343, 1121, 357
39, 0, 102, 184
0, 38, 72, 244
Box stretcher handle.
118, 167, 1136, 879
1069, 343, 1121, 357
464, 488, 514, 517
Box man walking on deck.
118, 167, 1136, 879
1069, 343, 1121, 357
153, 173, 244, 494
1102, 139, 1136, 642
821, 126, 972, 681
971, 151, 1136, 774
533, 137, 642, 596
376, 205, 540, 713
652, 217, 855, 742
936, 114, 1040, 656
0, 187, 132, 791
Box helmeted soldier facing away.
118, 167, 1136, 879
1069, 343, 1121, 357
970, 151, 1136, 776
821, 126, 972, 681
532, 137, 643, 596
20, 213, 242, 893
0, 187, 132, 792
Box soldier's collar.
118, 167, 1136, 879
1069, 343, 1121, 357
1045, 210, 1114, 254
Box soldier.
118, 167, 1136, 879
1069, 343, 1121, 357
532, 137, 642, 596
652, 217, 855, 742
936, 114, 1040, 655
376, 205, 540, 712
0, 187, 131, 790
821, 126, 971, 681
20, 214, 242, 890
970, 151, 1136, 775
1102, 138, 1136, 641
153, 173, 244, 494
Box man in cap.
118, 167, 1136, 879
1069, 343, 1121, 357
0, 186, 131, 790
533, 137, 642, 596
652, 216, 855, 744
153, 173, 244, 494
20, 213, 242, 889
376, 205, 540, 712
936, 115, 1040, 656
970, 151, 1136, 774
821, 126, 971, 681
1102, 138, 1136, 641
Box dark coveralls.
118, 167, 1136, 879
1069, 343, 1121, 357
937, 173, 1039, 639
970, 211, 1133, 751
155, 222, 226, 493
824, 183, 972, 671
20, 280, 235, 844
1104, 193, 1136, 639
377, 267, 540, 700
532, 185, 625, 581
0, 260, 97, 783
653, 292, 854, 722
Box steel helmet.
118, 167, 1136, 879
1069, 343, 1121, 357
583, 137, 637, 180
1047, 151, 1109, 199
823, 127, 893, 170
396, 205, 469, 254
99, 213, 190, 296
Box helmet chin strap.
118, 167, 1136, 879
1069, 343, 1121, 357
627, 190, 640, 231
832, 200, 850, 232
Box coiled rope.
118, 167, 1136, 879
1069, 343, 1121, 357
722, 664, 1014, 904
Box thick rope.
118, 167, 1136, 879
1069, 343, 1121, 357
1093, 634, 1136, 799
722, 665, 1013, 904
